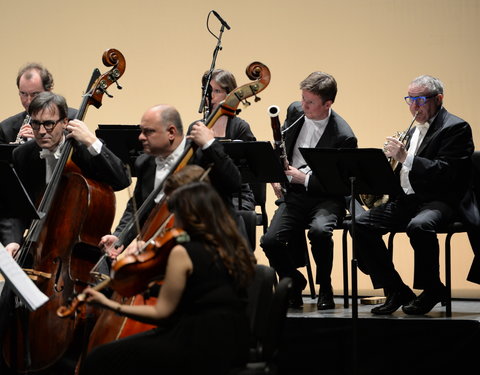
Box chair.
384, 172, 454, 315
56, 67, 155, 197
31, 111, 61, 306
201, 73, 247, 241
261, 277, 292, 367
238, 183, 268, 252
245, 264, 276, 355
232, 277, 292, 375
250, 182, 268, 234
386, 151, 480, 317
387, 222, 465, 317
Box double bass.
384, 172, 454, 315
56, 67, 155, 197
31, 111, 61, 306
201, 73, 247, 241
2, 49, 126, 374
65, 61, 271, 353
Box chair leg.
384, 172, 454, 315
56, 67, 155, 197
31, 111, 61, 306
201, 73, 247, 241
342, 228, 349, 308
387, 232, 396, 260
445, 233, 452, 317
304, 250, 316, 299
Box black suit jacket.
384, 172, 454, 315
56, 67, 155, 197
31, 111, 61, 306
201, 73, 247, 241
0, 137, 131, 244
283, 101, 358, 196
403, 107, 475, 219
0, 108, 78, 144
400, 107, 480, 282
114, 138, 242, 246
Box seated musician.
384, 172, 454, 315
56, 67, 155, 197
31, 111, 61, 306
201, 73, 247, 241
260, 71, 358, 310
80, 182, 256, 375
0, 92, 131, 257
353, 75, 475, 315
198, 68, 257, 211
0, 62, 77, 144
100, 104, 242, 259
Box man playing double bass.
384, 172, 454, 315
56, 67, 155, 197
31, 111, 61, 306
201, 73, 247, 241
100, 104, 242, 259
0, 91, 131, 375
0, 91, 131, 256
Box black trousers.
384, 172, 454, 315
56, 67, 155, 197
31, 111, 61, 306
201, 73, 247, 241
260, 191, 345, 289
353, 195, 454, 291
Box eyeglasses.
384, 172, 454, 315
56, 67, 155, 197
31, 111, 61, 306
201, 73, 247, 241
404, 95, 437, 106
19, 91, 41, 99
30, 118, 64, 131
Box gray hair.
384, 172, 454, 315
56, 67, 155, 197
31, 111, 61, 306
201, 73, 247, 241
410, 75, 444, 95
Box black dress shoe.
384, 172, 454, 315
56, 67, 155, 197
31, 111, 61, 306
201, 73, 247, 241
402, 288, 447, 315
371, 287, 416, 315
317, 289, 335, 310
288, 290, 304, 309
288, 274, 307, 309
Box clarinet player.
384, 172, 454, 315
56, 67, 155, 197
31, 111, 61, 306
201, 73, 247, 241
260, 71, 357, 309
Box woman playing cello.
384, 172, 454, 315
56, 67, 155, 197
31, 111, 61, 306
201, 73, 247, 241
80, 181, 256, 374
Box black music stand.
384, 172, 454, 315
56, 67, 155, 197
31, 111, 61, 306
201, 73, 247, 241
0, 161, 40, 220
220, 141, 288, 184
95, 125, 142, 176
300, 147, 403, 375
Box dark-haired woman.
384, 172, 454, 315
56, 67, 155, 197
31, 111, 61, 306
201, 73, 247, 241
80, 182, 256, 375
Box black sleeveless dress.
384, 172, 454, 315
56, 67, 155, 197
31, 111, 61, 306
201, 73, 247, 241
80, 240, 250, 375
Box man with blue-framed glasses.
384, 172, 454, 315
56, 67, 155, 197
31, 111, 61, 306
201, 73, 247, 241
353, 75, 477, 315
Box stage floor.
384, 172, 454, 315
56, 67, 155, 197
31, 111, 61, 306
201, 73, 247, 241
287, 295, 480, 321
278, 296, 480, 375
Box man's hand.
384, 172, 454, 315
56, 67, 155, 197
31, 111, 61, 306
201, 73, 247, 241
66, 119, 97, 147
384, 136, 407, 164
285, 166, 306, 185
271, 182, 284, 199
5, 242, 20, 257
187, 122, 214, 148
99, 234, 123, 260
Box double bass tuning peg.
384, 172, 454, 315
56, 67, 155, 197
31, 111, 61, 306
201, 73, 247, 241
114, 80, 123, 90
242, 94, 261, 107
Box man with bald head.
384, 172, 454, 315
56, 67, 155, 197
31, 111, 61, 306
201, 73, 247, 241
0, 63, 77, 144
100, 104, 242, 258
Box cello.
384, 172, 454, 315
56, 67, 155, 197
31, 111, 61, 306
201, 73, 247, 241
2, 49, 126, 374
58, 61, 271, 353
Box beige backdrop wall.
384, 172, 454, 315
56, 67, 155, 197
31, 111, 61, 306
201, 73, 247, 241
1, 0, 479, 297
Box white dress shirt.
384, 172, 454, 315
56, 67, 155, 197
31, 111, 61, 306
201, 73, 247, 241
291, 110, 331, 188
400, 123, 430, 194
39, 137, 103, 184
153, 137, 186, 203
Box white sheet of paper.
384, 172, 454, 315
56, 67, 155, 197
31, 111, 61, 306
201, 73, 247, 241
0, 244, 49, 311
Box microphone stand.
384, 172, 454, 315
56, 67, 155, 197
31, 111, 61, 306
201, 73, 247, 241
198, 24, 226, 120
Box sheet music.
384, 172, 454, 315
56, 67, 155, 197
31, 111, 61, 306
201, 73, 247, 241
0, 243, 48, 311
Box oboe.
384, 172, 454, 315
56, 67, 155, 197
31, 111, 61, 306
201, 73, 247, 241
13, 114, 31, 144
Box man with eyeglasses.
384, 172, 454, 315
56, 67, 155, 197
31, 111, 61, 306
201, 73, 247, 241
353, 75, 475, 315
0, 63, 77, 144
0, 91, 131, 257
